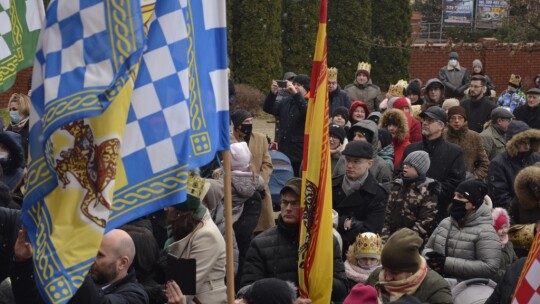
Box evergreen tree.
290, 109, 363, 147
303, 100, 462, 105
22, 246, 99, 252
370, 0, 412, 90
231, 0, 283, 92
281, 0, 319, 76
327, 0, 372, 87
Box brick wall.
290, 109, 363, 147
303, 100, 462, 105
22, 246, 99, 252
409, 42, 540, 95
3, 42, 540, 108
0, 67, 32, 108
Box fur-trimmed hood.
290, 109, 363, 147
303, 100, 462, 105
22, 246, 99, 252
506, 129, 540, 157
514, 164, 540, 210
379, 109, 409, 141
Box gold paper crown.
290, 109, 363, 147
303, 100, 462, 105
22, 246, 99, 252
387, 79, 409, 97
328, 67, 338, 81
509, 224, 535, 250
350, 232, 382, 260
356, 62, 371, 73
187, 172, 205, 199
509, 74, 522, 87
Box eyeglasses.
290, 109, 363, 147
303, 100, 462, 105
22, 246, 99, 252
517, 140, 531, 146
280, 199, 300, 208
449, 115, 465, 121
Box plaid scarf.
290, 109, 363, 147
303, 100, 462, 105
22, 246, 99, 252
377, 256, 428, 302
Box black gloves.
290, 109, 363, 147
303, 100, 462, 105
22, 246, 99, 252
425, 251, 446, 276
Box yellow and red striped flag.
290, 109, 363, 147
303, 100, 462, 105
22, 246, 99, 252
298, 0, 333, 303
513, 230, 540, 303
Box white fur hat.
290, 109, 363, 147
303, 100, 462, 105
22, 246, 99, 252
230, 142, 251, 171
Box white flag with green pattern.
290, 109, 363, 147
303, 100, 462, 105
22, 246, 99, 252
0, 0, 44, 92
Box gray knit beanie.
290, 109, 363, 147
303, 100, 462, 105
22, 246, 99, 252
472, 59, 482, 69
403, 151, 430, 176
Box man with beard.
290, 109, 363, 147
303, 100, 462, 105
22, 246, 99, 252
461, 75, 497, 133
12, 229, 148, 304
230, 109, 274, 233
444, 106, 489, 180
400, 107, 465, 223
328, 67, 351, 118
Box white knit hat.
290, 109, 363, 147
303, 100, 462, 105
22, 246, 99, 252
230, 142, 252, 171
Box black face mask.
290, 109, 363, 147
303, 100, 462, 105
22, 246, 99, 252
450, 199, 467, 221
239, 124, 253, 143
240, 124, 253, 136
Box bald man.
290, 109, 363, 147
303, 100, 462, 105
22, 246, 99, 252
12, 229, 149, 304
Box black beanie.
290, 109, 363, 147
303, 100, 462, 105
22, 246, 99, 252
243, 278, 296, 304
406, 79, 422, 96
377, 128, 392, 148
505, 120, 530, 142
329, 123, 346, 144
381, 228, 422, 273
332, 106, 349, 124
455, 179, 488, 208
230, 109, 252, 128
292, 74, 310, 91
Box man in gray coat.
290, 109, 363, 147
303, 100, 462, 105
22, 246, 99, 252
480, 108, 513, 160
439, 51, 470, 99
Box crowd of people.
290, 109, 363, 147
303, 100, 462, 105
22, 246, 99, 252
0, 50, 540, 304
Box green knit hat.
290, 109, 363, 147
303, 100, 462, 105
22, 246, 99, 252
174, 172, 207, 220
381, 228, 422, 273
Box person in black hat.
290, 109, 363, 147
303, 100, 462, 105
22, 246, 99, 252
329, 123, 346, 171
241, 177, 348, 303
423, 179, 501, 282
332, 106, 350, 131
230, 109, 275, 234
479, 107, 514, 160
332, 140, 388, 255
513, 88, 540, 129
439, 51, 469, 99
406, 79, 422, 106
400, 107, 466, 223
264, 75, 310, 176
487, 120, 540, 210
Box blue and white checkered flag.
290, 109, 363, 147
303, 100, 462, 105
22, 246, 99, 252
109, 0, 230, 226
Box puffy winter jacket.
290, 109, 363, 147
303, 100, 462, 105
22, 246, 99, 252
424, 202, 502, 281
240, 216, 349, 302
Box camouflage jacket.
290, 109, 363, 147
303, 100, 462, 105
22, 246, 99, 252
381, 177, 440, 243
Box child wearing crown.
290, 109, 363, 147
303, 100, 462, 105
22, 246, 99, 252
344, 232, 383, 284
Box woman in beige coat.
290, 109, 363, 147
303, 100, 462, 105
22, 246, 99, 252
165, 182, 227, 303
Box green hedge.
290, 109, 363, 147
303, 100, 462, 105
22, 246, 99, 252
281, 0, 319, 77
231, 0, 283, 92
370, 0, 411, 90
328, 0, 372, 87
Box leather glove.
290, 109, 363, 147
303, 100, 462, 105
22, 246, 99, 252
425, 251, 446, 275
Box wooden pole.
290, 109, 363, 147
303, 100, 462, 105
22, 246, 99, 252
222, 150, 235, 303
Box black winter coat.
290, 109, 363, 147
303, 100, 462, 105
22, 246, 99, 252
263, 92, 307, 162
485, 257, 526, 304
401, 137, 466, 222
461, 96, 497, 133
70, 269, 149, 304
0, 207, 20, 283
488, 152, 540, 210
332, 173, 388, 251
329, 87, 351, 118
240, 216, 348, 302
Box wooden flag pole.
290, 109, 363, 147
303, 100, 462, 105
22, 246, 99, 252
222, 150, 235, 302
